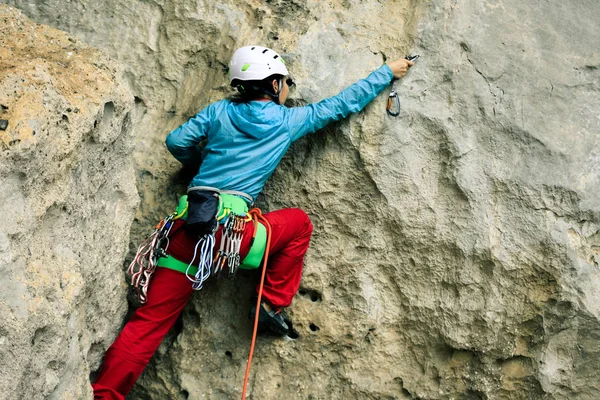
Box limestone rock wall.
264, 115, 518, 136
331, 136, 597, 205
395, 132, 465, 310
3, 0, 600, 399
0, 6, 138, 400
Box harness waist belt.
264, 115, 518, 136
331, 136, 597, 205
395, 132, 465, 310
217, 193, 249, 220
171, 193, 267, 270
175, 192, 252, 221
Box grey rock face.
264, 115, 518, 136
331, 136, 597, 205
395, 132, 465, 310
0, 6, 138, 400
4, 0, 600, 399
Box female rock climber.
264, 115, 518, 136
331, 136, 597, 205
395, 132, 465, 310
92, 45, 413, 400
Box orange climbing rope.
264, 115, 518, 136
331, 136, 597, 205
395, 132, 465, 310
241, 208, 272, 399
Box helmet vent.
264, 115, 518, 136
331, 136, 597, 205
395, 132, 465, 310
262, 49, 268, 54
273, 55, 279, 59
251, 46, 256, 50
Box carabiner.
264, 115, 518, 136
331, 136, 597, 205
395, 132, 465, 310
386, 93, 401, 117
386, 79, 401, 117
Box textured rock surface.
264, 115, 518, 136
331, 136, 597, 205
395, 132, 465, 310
4, 0, 600, 399
0, 5, 138, 400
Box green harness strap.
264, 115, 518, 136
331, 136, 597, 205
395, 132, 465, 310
241, 221, 267, 269
217, 193, 249, 220
159, 194, 267, 275
157, 255, 198, 276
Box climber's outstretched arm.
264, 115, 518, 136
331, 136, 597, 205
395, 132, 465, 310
285, 58, 414, 142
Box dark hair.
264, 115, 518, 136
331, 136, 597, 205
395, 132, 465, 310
230, 74, 283, 103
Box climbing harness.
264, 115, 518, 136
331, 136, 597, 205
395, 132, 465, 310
386, 54, 420, 118
127, 189, 268, 302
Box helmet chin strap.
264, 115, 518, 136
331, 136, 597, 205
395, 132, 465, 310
249, 78, 283, 104
263, 78, 283, 104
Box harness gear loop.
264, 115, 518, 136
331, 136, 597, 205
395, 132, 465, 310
386, 79, 401, 117
241, 208, 272, 400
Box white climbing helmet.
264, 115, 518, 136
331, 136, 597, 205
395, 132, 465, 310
229, 45, 288, 84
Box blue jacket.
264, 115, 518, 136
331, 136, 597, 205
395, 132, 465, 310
166, 64, 393, 202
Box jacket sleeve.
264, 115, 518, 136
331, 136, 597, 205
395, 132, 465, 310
165, 103, 216, 166
286, 64, 394, 142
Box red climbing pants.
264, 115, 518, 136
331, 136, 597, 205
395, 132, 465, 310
92, 208, 313, 400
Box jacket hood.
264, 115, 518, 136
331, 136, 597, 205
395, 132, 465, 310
226, 100, 285, 139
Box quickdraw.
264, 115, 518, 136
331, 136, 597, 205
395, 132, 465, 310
386, 54, 419, 118
127, 208, 185, 303
213, 213, 248, 279
184, 232, 216, 290
212, 216, 230, 275
229, 215, 246, 279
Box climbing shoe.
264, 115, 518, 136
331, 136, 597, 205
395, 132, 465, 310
249, 301, 291, 336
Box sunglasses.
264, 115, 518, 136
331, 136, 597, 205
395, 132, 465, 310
285, 78, 296, 88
